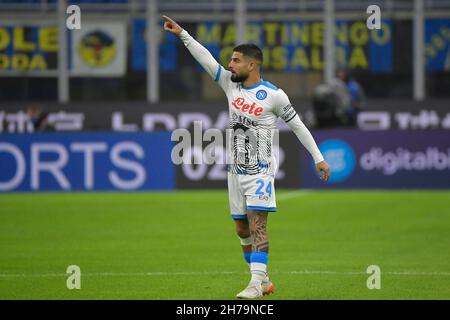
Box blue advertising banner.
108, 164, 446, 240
131, 19, 178, 72
0, 133, 175, 192
300, 130, 450, 189
196, 20, 393, 73
425, 19, 450, 72
335, 19, 392, 73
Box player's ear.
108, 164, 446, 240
248, 60, 256, 71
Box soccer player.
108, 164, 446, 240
163, 15, 330, 299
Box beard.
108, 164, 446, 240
231, 72, 249, 83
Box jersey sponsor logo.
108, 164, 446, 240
256, 90, 268, 100
231, 113, 258, 127
231, 98, 264, 116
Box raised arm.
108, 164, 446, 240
163, 15, 225, 82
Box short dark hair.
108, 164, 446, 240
233, 44, 263, 64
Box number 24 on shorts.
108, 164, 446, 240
255, 179, 272, 196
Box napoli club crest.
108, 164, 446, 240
256, 90, 267, 100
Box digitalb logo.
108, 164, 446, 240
66, 265, 81, 290
317, 139, 356, 183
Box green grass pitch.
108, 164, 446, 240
1, 190, 449, 300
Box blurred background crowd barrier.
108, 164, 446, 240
0, 0, 449, 191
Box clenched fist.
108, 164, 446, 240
316, 160, 331, 181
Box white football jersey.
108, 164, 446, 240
214, 66, 297, 176
179, 29, 323, 176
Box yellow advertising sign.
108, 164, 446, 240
0, 26, 58, 71
196, 20, 392, 72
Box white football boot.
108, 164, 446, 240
236, 281, 264, 299
262, 276, 275, 296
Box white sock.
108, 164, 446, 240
250, 262, 267, 284
249, 263, 269, 281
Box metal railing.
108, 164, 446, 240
1, 0, 450, 13
0, 0, 446, 102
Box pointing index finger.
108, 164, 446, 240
162, 15, 175, 23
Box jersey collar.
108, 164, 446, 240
241, 79, 263, 90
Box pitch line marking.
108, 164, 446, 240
1, 270, 450, 278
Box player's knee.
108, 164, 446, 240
235, 223, 250, 239
236, 227, 250, 239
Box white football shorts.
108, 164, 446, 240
227, 172, 277, 220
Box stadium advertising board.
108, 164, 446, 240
0, 133, 175, 192
195, 20, 393, 73
131, 19, 178, 72
426, 19, 450, 72
300, 130, 450, 189
0, 25, 57, 72
0, 22, 127, 76
2, 103, 449, 133
175, 132, 301, 189
71, 22, 127, 76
